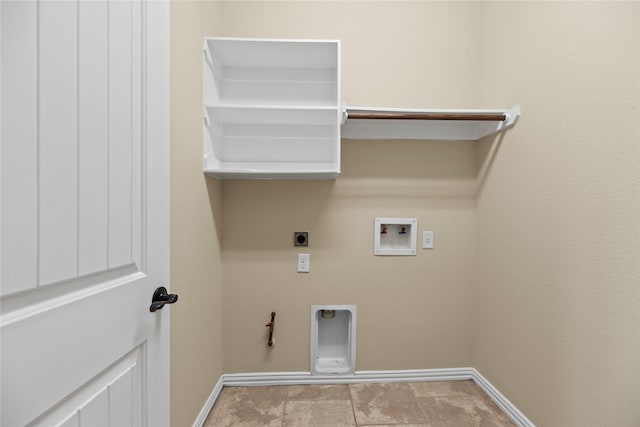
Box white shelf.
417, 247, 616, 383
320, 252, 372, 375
342, 105, 520, 141
203, 38, 341, 179
202, 37, 521, 180
201, 162, 340, 180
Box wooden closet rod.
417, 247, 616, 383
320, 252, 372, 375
347, 111, 507, 121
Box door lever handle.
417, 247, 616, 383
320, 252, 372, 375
150, 286, 178, 312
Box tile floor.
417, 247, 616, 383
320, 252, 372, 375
204, 380, 516, 426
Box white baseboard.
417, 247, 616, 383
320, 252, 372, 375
191, 375, 224, 427
223, 367, 475, 386
193, 368, 535, 427
470, 368, 535, 427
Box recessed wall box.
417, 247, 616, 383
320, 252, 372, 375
294, 232, 309, 247
310, 305, 356, 375
374, 218, 417, 256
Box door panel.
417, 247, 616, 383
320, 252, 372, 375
1, 0, 146, 292
26, 340, 144, 427
107, 0, 134, 270
38, 0, 79, 286
0, 0, 38, 294
0, 1, 170, 426
2, 273, 149, 426
78, 0, 109, 277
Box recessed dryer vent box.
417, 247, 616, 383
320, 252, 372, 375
374, 218, 417, 256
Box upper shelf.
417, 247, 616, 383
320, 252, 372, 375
203, 37, 342, 180
341, 105, 520, 141
204, 37, 340, 107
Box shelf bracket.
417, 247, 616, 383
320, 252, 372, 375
501, 104, 521, 130
203, 107, 210, 127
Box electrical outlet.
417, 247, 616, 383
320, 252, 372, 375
297, 253, 310, 273
294, 231, 309, 247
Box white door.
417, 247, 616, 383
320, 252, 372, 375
0, 1, 170, 426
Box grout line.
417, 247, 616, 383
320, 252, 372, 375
410, 381, 429, 424
280, 385, 289, 426
348, 383, 358, 427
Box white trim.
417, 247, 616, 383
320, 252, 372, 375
223, 368, 474, 386
471, 368, 535, 427
194, 368, 535, 427
191, 375, 224, 427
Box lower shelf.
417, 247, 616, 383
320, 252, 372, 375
204, 161, 339, 180
203, 105, 341, 179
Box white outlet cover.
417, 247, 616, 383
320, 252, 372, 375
423, 230, 434, 249
297, 253, 310, 273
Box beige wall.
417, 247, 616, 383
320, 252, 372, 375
474, 2, 640, 426
169, 1, 640, 426
219, 1, 483, 108
220, 1, 481, 373
222, 145, 478, 372
170, 2, 224, 426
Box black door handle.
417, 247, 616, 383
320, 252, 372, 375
150, 286, 178, 312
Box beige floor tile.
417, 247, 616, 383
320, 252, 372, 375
282, 400, 356, 427
418, 396, 516, 427
205, 385, 287, 427
409, 380, 482, 398
358, 425, 429, 427
349, 382, 426, 425
473, 397, 516, 426
205, 381, 516, 427
287, 384, 351, 400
